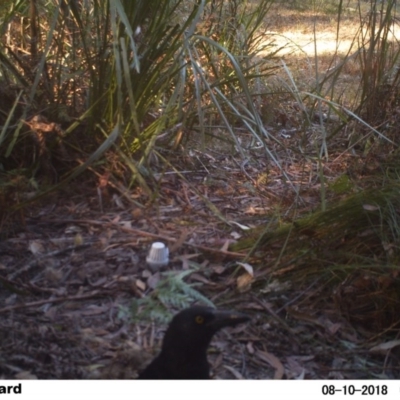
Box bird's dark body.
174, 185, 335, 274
138, 306, 249, 380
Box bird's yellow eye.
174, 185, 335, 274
195, 315, 204, 324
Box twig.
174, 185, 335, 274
251, 294, 301, 346
9, 244, 91, 280
0, 290, 101, 314
39, 218, 247, 258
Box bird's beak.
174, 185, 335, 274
208, 309, 250, 330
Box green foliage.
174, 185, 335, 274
355, 0, 400, 129
328, 173, 354, 194
119, 268, 214, 324
255, 182, 400, 269
0, 0, 281, 209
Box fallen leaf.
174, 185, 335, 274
370, 340, 400, 353
223, 365, 244, 379
236, 262, 254, 277
14, 371, 37, 379
237, 272, 254, 292
28, 240, 45, 255
119, 220, 132, 229
74, 233, 84, 246
81, 305, 109, 316
146, 273, 160, 290
220, 239, 231, 252
136, 279, 146, 291
229, 220, 250, 230
363, 204, 379, 211
169, 229, 189, 253
230, 231, 241, 239
256, 350, 285, 379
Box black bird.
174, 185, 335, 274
138, 306, 250, 379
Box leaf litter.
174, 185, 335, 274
0, 144, 398, 379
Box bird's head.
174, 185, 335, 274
139, 306, 250, 379
161, 306, 250, 354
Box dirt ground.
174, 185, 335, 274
1, 142, 396, 379
266, 2, 400, 56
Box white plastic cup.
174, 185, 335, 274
146, 242, 169, 271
